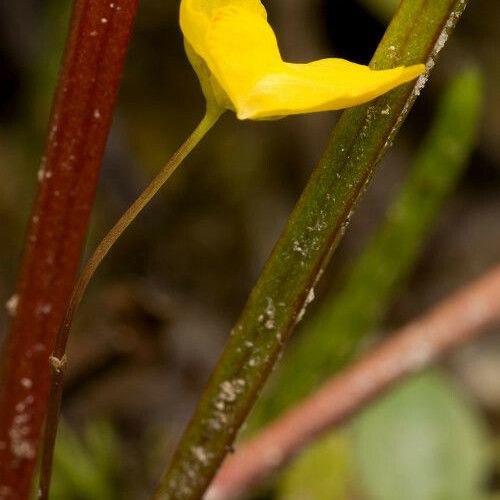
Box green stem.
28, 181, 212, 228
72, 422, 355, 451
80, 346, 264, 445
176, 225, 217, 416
38, 108, 222, 500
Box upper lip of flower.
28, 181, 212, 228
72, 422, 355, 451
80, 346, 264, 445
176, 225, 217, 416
180, 0, 425, 120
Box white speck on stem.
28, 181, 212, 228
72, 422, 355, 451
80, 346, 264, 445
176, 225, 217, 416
381, 105, 391, 115
100, 17, 108, 23
293, 240, 307, 257
263, 297, 276, 330
35, 302, 52, 316
9, 411, 34, 459
296, 287, 316, 324
90, 30, 98, 36
93, 108, 101, 119
20, 378, 32, 389
191, 446, 210, 466
6, 294, 19, 317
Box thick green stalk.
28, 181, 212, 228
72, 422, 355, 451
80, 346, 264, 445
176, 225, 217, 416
250, 68, 484, 427
154, 1, 470, 498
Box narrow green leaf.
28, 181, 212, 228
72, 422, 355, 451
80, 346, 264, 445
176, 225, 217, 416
154, 2, 471, 498
48, 420, 119, 500
250, 68, 484, 427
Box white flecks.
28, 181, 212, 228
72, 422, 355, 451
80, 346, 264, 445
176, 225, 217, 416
296, 308, 306, 324
381, 105, 391, 115
210, 378, 246, 427
49, 124, 58, 141
265, 318, 275, 330
248, 358, 258, 367
14, 394, 34, 415
89, 30, 98, 37
20, 378, 33, 389
219, 379, 245, 403
100, 17, 108, 23
388, 45, 396, 51
263, 297, 276, 330
244, 340, 254, 348
35, 302, 52, 316
208, 411, 227, 431
93, 108, 102, 120
296, 287, 316, 324
26, 343, 46, 359
434, 26, 450, 56
5, 294, 19, 317
38, 166, 52, 182
214, 400, 225, 411
9, 411, 34, 459
110, 2, 116, 7
293, 240, 307, 257
191, 446, 210, 466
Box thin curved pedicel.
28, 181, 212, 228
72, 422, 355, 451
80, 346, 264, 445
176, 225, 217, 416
180, 0, 425, 120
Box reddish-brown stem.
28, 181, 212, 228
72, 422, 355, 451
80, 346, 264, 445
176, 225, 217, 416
208, 264, 500, 500
0, 1, 138, 497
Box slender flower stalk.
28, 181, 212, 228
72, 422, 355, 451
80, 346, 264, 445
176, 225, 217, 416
38, 108, 222, 500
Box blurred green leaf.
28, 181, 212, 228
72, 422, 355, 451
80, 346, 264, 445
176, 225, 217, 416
278, 433, 354, 500
50, 419, 120, 500
351, 371, 490, 500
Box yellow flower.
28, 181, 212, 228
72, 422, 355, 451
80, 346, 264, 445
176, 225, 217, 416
180, 0, 425, 120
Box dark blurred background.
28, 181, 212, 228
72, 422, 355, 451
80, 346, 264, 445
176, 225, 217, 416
0, 0, 499, 498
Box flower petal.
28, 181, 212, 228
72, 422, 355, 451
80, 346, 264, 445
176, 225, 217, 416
180, 0, 266, 60
238, 60, 426, 119
204, 6, 282, 107
180, 0, 425, 120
